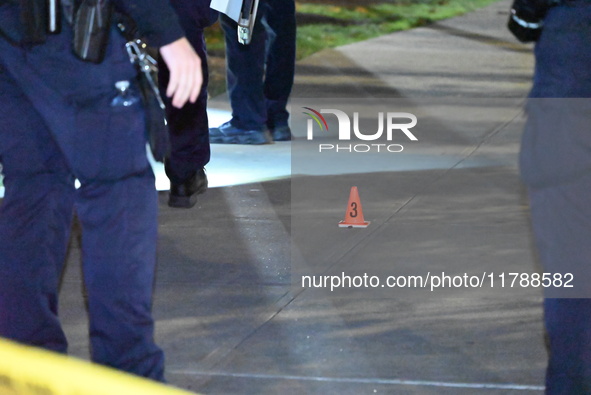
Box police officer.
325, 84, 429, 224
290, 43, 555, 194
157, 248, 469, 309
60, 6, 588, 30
0, 0, 202, 381
209, 0, 296, 144
518, 0, 591, 392
159, 0, 218, 208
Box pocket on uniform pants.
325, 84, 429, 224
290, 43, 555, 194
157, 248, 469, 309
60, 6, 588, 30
72, 93, 149, 182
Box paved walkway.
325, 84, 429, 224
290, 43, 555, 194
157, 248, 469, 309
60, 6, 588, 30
59, 1, 548, 393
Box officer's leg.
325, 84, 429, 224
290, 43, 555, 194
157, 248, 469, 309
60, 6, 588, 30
262, 0, 296, 130
76, 170, 164, 380
159, 22, 211, 185
65, 30, 164, 379
529, 178, 591, 393
544, 299, 591, 394
64, 43, 165, 378
0, 64, 75, 353
220, 12, 267, 130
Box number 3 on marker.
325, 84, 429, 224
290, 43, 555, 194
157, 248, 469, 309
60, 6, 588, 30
350, 202, 358, 218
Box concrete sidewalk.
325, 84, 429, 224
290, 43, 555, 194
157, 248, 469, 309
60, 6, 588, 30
60, 1, 548, 393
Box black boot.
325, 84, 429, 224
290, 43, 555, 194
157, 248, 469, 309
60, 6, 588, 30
168, 168, 208, 208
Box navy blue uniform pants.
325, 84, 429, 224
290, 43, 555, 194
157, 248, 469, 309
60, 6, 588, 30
529, 178, 591, 394
220, 0, 296, 131
158, 0, 215, 184
521, 1, 591, 393
0, 19, 164, 380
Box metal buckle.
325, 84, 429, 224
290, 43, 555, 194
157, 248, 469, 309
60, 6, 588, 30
125, 39, 165, 110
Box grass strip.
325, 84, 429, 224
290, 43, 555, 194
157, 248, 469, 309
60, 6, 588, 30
205, 0, 502, 60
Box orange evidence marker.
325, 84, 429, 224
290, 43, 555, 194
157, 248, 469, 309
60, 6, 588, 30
339, 186, 370, 228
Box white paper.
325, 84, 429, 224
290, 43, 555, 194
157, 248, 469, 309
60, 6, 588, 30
210, 0, 242, 22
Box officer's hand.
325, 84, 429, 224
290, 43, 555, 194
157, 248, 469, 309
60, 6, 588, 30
159, 37, 203, 108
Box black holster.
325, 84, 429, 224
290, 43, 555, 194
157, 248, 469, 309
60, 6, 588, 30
72, 0, 111, 63
20, 0, 47, 43
0, 0, 59, 45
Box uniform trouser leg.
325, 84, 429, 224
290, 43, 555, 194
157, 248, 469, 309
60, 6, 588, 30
0, 172, 73, 353
159, 22, 211, 184
0, 65, 74, 352
77, 171, 164, 380
220, 11, 267, 130
529, 176, 591, 394
261, 0, 296, 129
542, 299, 591, 394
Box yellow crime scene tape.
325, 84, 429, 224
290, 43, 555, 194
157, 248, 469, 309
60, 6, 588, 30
0, 337, 199, 395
